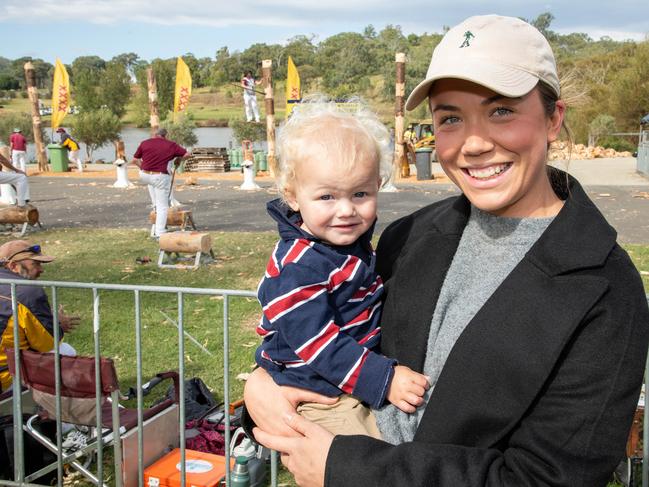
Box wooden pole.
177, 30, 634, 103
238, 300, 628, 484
114, 139, 126, 160
395, 52, 408, 178
147, 67, 160, 137
24, 62, 48, 172
261, 59, 277, 176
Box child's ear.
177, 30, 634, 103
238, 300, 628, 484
284, 190, 300, 212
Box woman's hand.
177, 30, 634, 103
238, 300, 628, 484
254, 413, 333, 487
244, 368, 338, 437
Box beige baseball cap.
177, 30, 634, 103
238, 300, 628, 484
0, 240, 54, 264
405, 15, 560, 111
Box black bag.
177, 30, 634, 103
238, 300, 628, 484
159, 377, 219, 422
0, 414, 57, 483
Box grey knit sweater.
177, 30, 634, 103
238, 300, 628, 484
374, 205, 555, 444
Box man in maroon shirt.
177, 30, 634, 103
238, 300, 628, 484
9, 128, 27, 172
131, 128, 189, 237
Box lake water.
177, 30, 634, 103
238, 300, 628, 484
22, 126, 267, 162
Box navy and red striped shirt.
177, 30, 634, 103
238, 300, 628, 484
255, 199, 396, 408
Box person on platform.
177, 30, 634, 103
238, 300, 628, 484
244, 14, 649, 487
0, 151, 30, 207
241, 70, 262, 123
131, 128, 190, 238
0, 240, 79, 393
56, 128, 83, 173
9, 128, 27, 172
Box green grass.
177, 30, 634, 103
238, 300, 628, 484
1, 228, 276, 399
626, 244, 649, 289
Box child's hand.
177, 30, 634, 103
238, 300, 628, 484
386, 365, 430, 414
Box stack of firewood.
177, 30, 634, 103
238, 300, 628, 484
184, 147, 230, 172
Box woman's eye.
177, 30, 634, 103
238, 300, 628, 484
493, 107, 513, 117
319, 194, 333, 201
439, 115, 460, 125
353, 192, 367, 198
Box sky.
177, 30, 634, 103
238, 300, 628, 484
1, 0, 648, 64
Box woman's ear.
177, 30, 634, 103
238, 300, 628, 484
547, 100, 566, 143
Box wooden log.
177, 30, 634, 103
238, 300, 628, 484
394, 52, 408, 178
114, 139, 126, 160
148, 208, 192, 226
24, 62, 48, 172
0, 204, 39, 224
159, 231, 211, 254
147, 67, 160, 137
262, 59, 277, 177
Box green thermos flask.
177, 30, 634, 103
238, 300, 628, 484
230, 456, 251, 487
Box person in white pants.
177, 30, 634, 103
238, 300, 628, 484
56, 128, 83, 172
131, 128, 189, 238
0, 151, 29, 206
9, 128, 27, 172
241, 71, 261, 122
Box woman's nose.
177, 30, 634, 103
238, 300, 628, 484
461, 133, 495, 156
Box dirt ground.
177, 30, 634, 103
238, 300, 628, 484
13, 158, 649, 244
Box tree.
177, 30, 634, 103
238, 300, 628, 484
111, 52, 140, 77
211, 47, 241, 85
317, 32, 375, 97
148, 59, 175, 120
72, 108, 121, 160
0, 74, 19, 90
99, 61, 132, 118
609, 40, 649, 131
11, 57, 53, 89
71, 56, 106, 112
530, 12, 556, 39
283, 35, 317, 88
73, 69, 102, 112
588, 114, 616, 146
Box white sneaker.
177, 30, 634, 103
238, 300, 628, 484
62, 427, 89, 452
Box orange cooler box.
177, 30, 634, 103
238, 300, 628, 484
144, 448, 233, 487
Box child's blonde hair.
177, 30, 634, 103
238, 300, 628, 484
276, 95, 392, 199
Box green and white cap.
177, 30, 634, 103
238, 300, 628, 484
405, 14, 560, 111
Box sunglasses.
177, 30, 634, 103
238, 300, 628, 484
5, 244, 41, 262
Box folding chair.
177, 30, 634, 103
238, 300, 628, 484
7, 349, 180, 487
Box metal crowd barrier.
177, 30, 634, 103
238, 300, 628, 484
3, 282, 649, 487
0, 277, 278, 487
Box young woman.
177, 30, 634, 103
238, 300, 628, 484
244, 15, 649, 487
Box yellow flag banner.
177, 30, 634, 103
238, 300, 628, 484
174, 57, 192, 120
285, 56, 301, 118
51, 58, 70, 129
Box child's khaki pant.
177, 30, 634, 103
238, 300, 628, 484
297, 394, 381, 439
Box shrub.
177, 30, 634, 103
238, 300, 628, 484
72, 108, 122, 160
229, 118, 266, 144
599, 136, 636, 153
0, 112, 48, 143
160, 113, 198, 147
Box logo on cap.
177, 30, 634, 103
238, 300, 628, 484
460, 31, 475, 48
